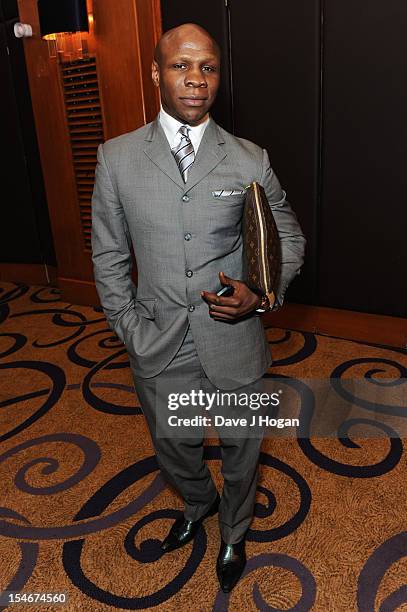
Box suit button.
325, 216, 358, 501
184, 233, 192, 241
182, 194, 190, 202
188, 304, 195, 312
186, 270, 193, 277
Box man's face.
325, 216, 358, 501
152, 31, 220, 126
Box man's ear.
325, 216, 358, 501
151, 60, 160, 88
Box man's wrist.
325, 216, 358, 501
255, 294, 271, 313
255, 294, 263, 309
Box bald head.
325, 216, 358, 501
151, 22, 221, 126
154, 23, 220, 67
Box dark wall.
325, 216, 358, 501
320, 0, 407, 317
0, 0, 55, 266
161, 0, 407, 318
228, 0, 320, 305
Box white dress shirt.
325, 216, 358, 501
158, 105, 209, 153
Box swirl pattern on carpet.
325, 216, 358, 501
0, 281, 406, 611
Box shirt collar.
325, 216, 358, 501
158, 104, 210, 151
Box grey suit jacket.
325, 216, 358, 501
91, 115, 306, 389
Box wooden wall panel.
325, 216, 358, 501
266, 303, 407, 349
18, 0, 84, 279
136, 0, 162, 124
18, 0, 161, 303
92, 0, 160, 139
0, 263, 57, 286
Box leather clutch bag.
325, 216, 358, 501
242, 181, 282, 306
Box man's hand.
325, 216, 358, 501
201, 271, 261, 321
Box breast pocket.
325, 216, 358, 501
209, 194, 246, 208
206, 196, 245, 243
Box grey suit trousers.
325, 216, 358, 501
131, 324, 266, 545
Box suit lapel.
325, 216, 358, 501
143, 120, 185, 190
143, 116, 227, 192
184, 117, 227, 191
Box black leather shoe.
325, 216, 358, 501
216, 537, 247, 593
161, 493, 220, 553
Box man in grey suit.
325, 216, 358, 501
91, 23, 306, 592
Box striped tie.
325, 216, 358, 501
171, 125, 195, 183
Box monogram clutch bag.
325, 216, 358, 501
242, 181, 282, 307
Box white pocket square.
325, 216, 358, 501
212, 188, 247, 197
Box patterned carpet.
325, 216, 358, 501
0, 281, 406, 612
